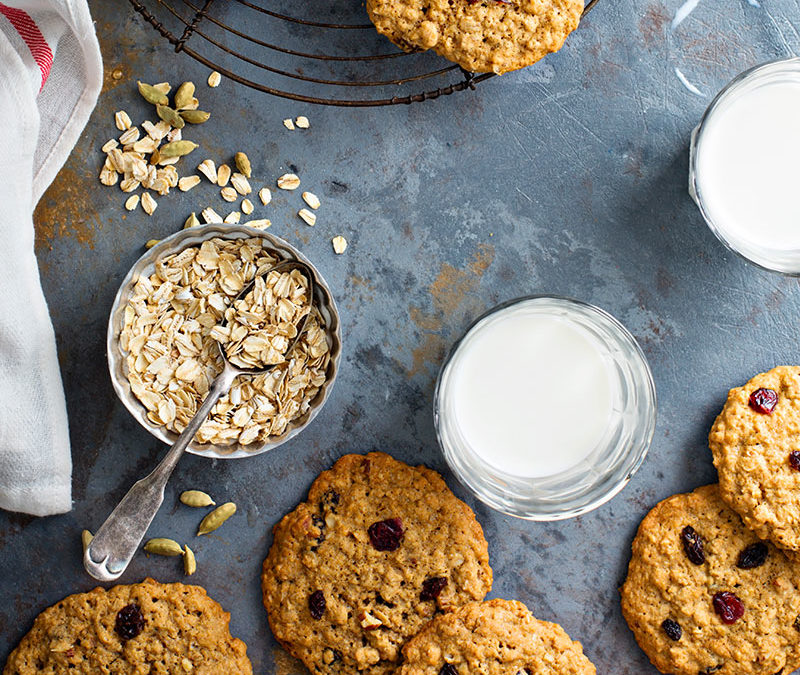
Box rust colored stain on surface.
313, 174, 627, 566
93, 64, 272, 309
639, 4, 668, 49
34, 166, 100, 251
407, 243, 495, 376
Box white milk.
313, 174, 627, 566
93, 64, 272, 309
448, 309, 615, 478
696, 77, 800, 252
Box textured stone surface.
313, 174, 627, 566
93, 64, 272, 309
1, 1, 799, 674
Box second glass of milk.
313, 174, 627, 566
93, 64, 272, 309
690, 57, 800, 274
434, 296, 656, 520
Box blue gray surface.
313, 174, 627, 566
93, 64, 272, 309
1, 1, 798, 673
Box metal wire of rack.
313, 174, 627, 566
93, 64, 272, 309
128, 0, 600, 107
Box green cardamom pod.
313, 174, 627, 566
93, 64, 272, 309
144, 537, 184, 556
156, 104, 185, 129
234, 152, 252, 178
159, 140, 198, 158
180, 489, 215, 507
183, 545, 197, 575
152, 82, 171, 95
197, 502, 237, 536
184, 212, 200, 229
179, 110, 211, 124
174, 81, 196, 110
137, 81, 169, 106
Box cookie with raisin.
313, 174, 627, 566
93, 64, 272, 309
709, 366, 800, 553
396, 598, 595, 674
261, 452, 493, 675
366, 0, 584, 74
3, 578, 252, 674
620, 484, 800, 675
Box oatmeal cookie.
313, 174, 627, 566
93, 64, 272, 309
397, 598, 595, 674
709, 366, 800, 553
3, 578, 252, 675
366, 0, 584, 74
261, 452, 493, 675
620, 484, 800, 675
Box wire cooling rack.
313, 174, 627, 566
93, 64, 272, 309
128, 0, 600, 107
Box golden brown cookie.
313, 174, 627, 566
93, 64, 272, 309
366, 0, 584, 74
709, 366, 800, 553
3, 578, 252, 675
261, 452, 493, 675
396, 598, 595, 675
620, 484, 800, 675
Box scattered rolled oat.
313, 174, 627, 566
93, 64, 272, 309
302, 191, 320, 209
119, 126, 140, 145
277, 173, 300, 190
241, 198, 254, 215
332, 236, 348, 254
231, 172, 252, 196
283, 118, 295, 130
221, 186, 238, 202
120, 237, 329, 445
217, 163, 231, 187
244, 219, 271, 230
145, 239, 160, 249
125, 194, 140, 211
102, 139, 119, 153
178, 175, 201, 192
258, 187, 271, 205
298, 208, 316, 227
201, 206, 223, 224
141, 192, 158, 215
224, 211, 241, 224
184, 212, 200, 229
115, 110, 132, 131
197, 159, 218, 184
295, 116, 309, 129
208, 71, 222, 88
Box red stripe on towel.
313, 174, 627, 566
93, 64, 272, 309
0, 3, 54, 92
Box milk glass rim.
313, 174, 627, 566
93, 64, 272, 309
434, 295, 657, 521
690, 56, 800, 275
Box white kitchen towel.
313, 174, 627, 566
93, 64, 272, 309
0, 0, 101, 515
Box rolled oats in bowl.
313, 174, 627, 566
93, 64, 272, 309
108, 225, 341, 458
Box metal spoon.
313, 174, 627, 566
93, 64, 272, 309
84, 260, 314, 581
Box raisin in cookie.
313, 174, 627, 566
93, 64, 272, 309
709, 366, 800, 553
620, 484, 800, 675
261, 452, 493, 675
396, 598, 595, 674
366, 0, 584, 74
3, 578, 252, 675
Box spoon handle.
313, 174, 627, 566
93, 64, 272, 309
84, 366, 238, 581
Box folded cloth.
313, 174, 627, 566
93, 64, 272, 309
0, 0, 101, 515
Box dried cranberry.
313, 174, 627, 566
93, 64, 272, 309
712, 591, 744, 624
420, 577, 448, 601
368, 518, 404, 551
309, 590, 326, 619
681, 526, 705, 565
661, 618, 682, 641
790, 452, 800, 472
749, 388, 778, 414
737, 542, 768, 569
115, 603, 145, 640
439, 665, 457, 675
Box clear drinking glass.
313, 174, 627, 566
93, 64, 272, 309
434, 296, 657, 521
689, 57, 800, 274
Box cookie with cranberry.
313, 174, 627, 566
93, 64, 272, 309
620, 484, 800, 675
261, 452, 492, 675
397, 598, 595, 674
709, 366, 800, 553
366, 0, 584, 74
3, 578, 252, 674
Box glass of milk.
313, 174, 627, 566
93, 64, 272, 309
434, 296, 656, 520
690, 57, 800, 274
